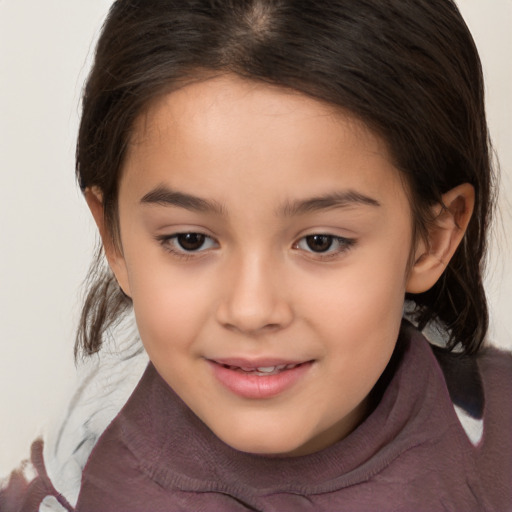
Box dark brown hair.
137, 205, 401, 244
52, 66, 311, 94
76, 0, 495, 357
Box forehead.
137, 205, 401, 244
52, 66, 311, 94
131, 75, 381, 155
122, 75, 408, 211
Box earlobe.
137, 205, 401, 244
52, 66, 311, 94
84, 187, 132, 297
406, 183, 474, 294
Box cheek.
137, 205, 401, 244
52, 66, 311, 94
126, 255, 211, 354
301, 236, 410, 375
308, 245, 408, 325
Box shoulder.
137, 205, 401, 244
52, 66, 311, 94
473, 346, 512, 457
0, 440, 73, 512
1, 323, 148, 512
42, 341, 149, 509
475, 346, 512, 507
477, 343, 512, 380
433, 342, 512, 509
432, 341, 512, 444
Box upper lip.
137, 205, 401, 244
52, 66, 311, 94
207, 357, 312, 369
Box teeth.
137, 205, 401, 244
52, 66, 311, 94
223, 362, 304, 374
256, 366, 277, 373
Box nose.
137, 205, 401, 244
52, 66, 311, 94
216, 252, 293, 335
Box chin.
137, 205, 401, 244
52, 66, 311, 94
213, 428, 298, 456
234, 440, 304, 457
215, 426, 310, 457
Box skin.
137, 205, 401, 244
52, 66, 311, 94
87, 75, 474, 456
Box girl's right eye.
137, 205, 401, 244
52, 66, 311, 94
156, 233, 218, 257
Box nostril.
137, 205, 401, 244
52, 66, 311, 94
221, 320, 282, 335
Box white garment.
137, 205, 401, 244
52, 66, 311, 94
43, 318, 148, 508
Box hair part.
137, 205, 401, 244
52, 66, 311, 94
76, 0, 495, 358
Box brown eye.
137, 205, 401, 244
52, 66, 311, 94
305, 235, 333, 252
294, 234, 355, 258
177, 233, 207, 251
157, 232, 219, 257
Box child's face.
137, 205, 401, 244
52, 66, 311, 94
113, 75, 415, 456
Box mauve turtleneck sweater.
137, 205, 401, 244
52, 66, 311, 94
3, 325, 511, 511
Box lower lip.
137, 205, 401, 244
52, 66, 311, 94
208, 361, 313, 399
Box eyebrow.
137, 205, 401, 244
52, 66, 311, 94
278, 190, 381, 216
140, 185, 380, 216
140, 185, 225, 215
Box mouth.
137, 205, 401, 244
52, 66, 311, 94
207, 358, 314, 399
217, 362, 307, 376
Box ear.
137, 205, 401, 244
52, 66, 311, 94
406, 183, 474, 294
84, 187, 132, 297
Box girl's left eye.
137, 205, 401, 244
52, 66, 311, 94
294, 234, 355, 257
157, 232, 218, 255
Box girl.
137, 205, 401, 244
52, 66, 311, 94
2, 0, 511, 510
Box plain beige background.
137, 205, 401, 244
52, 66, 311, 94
0, 0, 511, 477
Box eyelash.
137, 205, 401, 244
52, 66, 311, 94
155, 233, 356, 261
156, 233, 219, 260
293, 234, 355, 260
